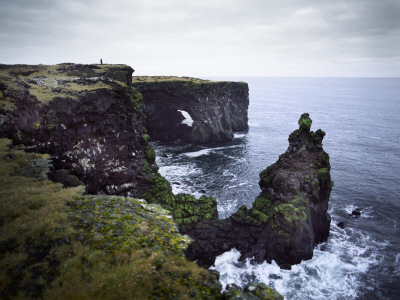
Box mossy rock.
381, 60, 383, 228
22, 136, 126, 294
298, 113, 312, 131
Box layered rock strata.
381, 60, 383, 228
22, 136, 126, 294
184, 114, 333, 268
132, 77, 249, 143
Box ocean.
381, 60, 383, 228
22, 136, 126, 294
152, 77, 400, 299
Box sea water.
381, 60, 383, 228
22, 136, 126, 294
152, 77, 400, 299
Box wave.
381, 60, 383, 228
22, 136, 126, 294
234, 133, 247, 138
211, 220, 388, 300
182, 145, 241, 158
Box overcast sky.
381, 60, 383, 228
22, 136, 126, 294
1, 0, 399, 77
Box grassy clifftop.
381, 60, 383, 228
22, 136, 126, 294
132, 76, 216, 83
0, 64, 134, 107
0, 138, 222, 299
132, 75, 248, 88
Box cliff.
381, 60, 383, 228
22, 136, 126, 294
0, 64, 281, 299
132, 76, 249, 143
0, 63, 152, 197
184, 114, 333, 269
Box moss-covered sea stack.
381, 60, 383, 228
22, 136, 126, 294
185, 114, 333, 268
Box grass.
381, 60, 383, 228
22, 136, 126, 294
0, 64, 131, 106
132, 76, 217, 83
131, 76, 249, 91
0, 138, 223, 299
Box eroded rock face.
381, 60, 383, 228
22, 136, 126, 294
0, 64, 219, 224
132, 79, 249, 143
184, 114, 333, 268
0, 64, 158, 197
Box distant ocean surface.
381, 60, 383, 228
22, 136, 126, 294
152, 77, 400, 299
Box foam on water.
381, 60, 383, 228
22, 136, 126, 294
183, 148, 214, 158
343, 204, 374, 219
234, 133, 247, 138
211, 221, 387, 300
182, 145, 241, 158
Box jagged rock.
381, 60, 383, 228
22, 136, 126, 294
51, 168, 82, 187
184, 114, 333, 268
133, 77, 249, 143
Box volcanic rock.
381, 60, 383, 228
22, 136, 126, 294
133, 77, 249, 143
184, 113, 333, 268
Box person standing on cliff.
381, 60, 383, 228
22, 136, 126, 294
100, 58, 103, 64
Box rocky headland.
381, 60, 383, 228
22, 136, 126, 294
132, 76, 249, 143
0, 63, 331, 299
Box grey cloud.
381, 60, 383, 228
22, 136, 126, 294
0, 0, 399, 76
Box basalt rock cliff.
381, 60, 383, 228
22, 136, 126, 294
1, 63, 222, 226
0, 63, 154, 197
184, 114, 333, 269
132, 77, 249, 143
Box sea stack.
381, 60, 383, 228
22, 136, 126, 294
185, 113, 333, 268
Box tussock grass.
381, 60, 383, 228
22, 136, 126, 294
0, 138, 222, 299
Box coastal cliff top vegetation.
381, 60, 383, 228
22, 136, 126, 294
132, 75, 218, 83
0, 138, 223, 299
132, 76, 248, 90
0, 64, 133, 106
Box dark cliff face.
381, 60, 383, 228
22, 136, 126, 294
0, 64, 160, 198
132, 79, 249, 143
0, 64, 219, 223
184, 114, 333, 269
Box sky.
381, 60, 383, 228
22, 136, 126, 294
1, 0, 399, 77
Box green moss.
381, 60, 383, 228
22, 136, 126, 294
172, 194, 218, 231
142, 133, 150, 142
130, 87, 143, 112
316, 167, 331, 182
317, 151, 330, 169
145, 145, 156, 163
298, 113, 312, 131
